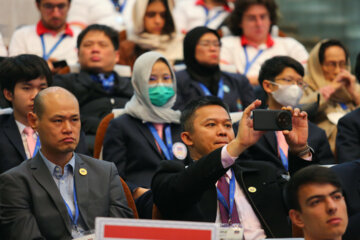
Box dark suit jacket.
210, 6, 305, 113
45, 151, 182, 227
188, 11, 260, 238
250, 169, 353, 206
332, 161, 360, 240
336, 108, 360, 163
103, 114, 190, 191
53, 71, 133, 134
239, 122, 334, 173
174, 70, 255, 112
0, 152, 133, 240
0, 114, 89, 174
152, 148, 292, 238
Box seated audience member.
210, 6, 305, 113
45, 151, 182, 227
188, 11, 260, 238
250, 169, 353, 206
174, 26, 255, 112
8, 0, 81, 72
0, 87, 133, 239
53, 24, 133, 135
287, 166, 348, 240
220, 0, 308, 85
0, 54, 88, 174
111, 0, 137, 32
239, 56, 334, 173
173, 0, 232, 34
300, 39, 360, 154
332, 160, 360, 240
119, 0, 183, 67
336, 109, 360, 162
103, 52, 190, 217
152, 96, 317, 238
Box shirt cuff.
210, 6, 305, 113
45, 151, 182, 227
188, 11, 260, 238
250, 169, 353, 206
221, 145, 238, 168
301, 152, 313, 161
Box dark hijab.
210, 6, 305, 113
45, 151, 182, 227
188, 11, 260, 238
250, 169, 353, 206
183, 27, 221, 95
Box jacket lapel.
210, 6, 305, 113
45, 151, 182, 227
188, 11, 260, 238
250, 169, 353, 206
134, 119, 163, 158
4, 114, 27, 160
263, 131, 278, 154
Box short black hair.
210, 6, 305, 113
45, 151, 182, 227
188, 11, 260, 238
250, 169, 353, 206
226, 0, 278, 36
285, 165, 342, 212
0, 54, 52, 95
258, 56, 304, 89
77, 24, 119, 50
180, 96, 230, 132
318, 39, 349, 65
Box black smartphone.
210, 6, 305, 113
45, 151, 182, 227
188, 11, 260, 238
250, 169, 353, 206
52, 60, 68, 68
253, 109, 292, 131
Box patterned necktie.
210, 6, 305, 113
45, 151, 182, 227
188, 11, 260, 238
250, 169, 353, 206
217, 174, 240, 224
23, 126, 36, 157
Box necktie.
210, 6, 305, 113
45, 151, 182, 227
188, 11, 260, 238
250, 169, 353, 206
217, 175, 240, 224
23, 127, 36, 157
276, 131, 289, 170
153, 123, 164, 152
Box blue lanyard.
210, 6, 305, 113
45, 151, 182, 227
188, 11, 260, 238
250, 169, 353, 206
216, 169, 236, 220
339, 103, 348, 110
63, 181, 80, 230
112, 0, 127, 13
33, 137, 41, 157
40, 34, 67, 60
278, 147, 288, 171
198, 78, 224, 99
202, 6, 224, 27
147, 123, 174, 160
243, 45, 264, 75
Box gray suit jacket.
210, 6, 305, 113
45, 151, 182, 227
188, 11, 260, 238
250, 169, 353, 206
0, 152, 133, 240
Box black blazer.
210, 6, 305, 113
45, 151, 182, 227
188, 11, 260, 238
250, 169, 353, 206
103, 114, 190, 191
332, 161, 360, 240
0, 114, 89, 174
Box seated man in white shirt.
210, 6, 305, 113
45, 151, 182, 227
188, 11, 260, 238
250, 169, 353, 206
152, 96, 315, 239
8, 0, 81, 72
287, 165, 348, 240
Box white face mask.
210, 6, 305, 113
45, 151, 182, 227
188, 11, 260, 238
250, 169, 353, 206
271, 83, 303, 107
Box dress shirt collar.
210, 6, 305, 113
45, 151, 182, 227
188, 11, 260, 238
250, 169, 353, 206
40, 150, 76, 178
241, 34, 274, 48
36, 20, 74, 37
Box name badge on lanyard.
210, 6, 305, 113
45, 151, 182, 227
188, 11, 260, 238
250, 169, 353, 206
243, 46, 264, 75
202, 6, 224, 27
147, 123, 174, 160
41, 34, 67, 60
198, 78, 224, 99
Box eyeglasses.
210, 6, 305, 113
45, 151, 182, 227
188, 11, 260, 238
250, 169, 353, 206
145, 11, 166, 19
198, 40, 221, 48
274, 78, 308, 89
322, 61, 348, 71
42, 3, 68, 12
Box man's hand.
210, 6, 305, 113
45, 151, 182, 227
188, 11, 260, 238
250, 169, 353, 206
282, 107, 308, 152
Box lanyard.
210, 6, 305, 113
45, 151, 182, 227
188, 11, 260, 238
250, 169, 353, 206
33, 137, 41, 157
40, 34, 67, 60
147, 123, 174, 160
243, 45, 264, 75
217, 169, 236, 221
63, 181, 80, 230
198, 78, 224, 99
113, 0, 127, 13
278, 147, 288, 171
202, 6, 224, 27
339, 103, 348, 110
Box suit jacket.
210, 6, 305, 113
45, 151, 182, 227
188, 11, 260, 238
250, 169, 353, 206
53, 71, 133, 134
0, 114, 89, 174
0, 152, 134, 240
332, 161, 360, 240
174, 70, 255, 112
103, 114, 190, 191
239, 122, 334, 173
152, 148, 292, 238
336, 108, 360, 163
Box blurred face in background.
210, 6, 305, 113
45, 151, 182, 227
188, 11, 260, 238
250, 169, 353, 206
321, 46, 347, 82
37, 0, 70, 32
195, 33, 221, 66
144, 0, 166, 35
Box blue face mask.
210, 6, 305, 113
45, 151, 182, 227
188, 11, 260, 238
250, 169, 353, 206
149, 85, 175, 106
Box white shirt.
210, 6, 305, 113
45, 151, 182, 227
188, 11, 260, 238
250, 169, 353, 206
15, 120, 37, 159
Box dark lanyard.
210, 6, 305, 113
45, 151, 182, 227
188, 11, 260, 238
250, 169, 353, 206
147, 123, 174, 160
63, 181, 80, 231
113, 0, 127, 13
216, 169, 236, 221
40, 34, 67, 60
243, 45, 264, 75
202, 6, 224, 27
198, 78, 224, 99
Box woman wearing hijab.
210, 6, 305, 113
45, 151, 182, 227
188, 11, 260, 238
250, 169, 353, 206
300, 39, 360, 153
118, 0, 183, 68
174, 26, 255, 112
103, 52, 189, 215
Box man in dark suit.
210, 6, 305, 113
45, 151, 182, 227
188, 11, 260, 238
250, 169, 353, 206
0, 87, 133, 239
239, 56, 334, 172
0, 54, 88, 174
53, 24, 133, 135
152, 96, 316, 238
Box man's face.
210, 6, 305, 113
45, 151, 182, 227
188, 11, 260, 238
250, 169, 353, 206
3, 77, 48, 125
290, 183, 348, 240
321, 46, 347, 82
144, 1, 166, 35
195, 33, 220, 66
37, 0, 70, 31
78, 30, 119, 73
33, 93, 80, 157
182, 105, 234, 160
240, 4, 271, 44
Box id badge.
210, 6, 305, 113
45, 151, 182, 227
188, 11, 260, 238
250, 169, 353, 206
219, 224, 244, 240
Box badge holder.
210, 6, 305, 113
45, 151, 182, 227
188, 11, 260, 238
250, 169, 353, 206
219, 223, 244, 240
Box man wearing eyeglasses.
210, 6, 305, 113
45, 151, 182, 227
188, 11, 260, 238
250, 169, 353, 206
8, 0, 80, 73
239, 56, 335, 174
